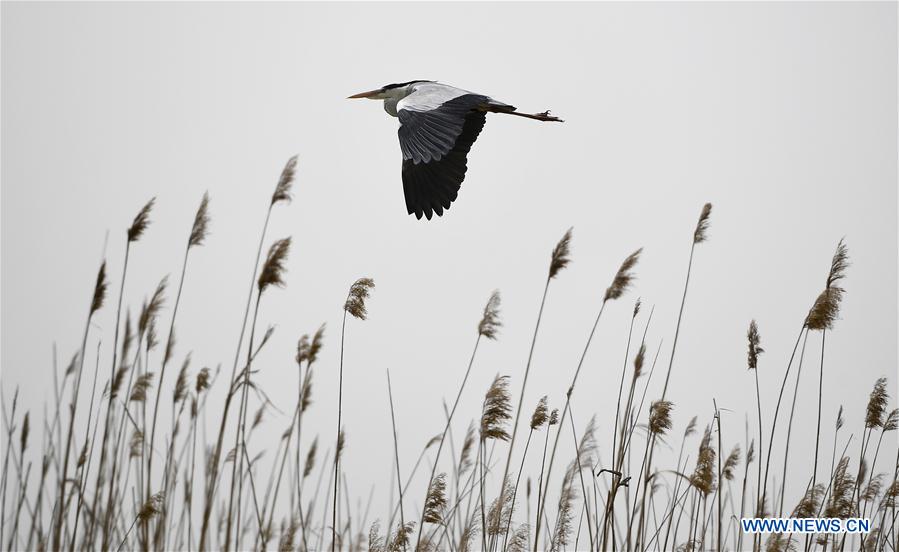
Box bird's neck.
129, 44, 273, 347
381, 85, 414, 118
383, 97, 400, 117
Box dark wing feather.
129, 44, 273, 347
398, 94, 489, 164
401, 109, 486, 220
398, 94, 488, 220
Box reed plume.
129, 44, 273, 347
272, 155, 298, 205
423, 473, 448, 524
128, 198, 155, 242
201, 155, 297, 552
496, 229, 572, 552
691, 426, 717, 496
530, 396, 548, 430
480, 375, 513, 442
604, 248, 642, 302
746, 319, 766, 527
95, 197, 153, 549
344, 277, 375, 320
865, 377, 889, 430
478, 290, 502, 340
258, 238, 292, 293
808, 240, 850, 504
549, 227, 572, 279
649, 400, 674, 435
189, 192, 211, 248
550, 467, 576, 552
333, 277, 373, 552
537, 245, 641, 552
414, 291, 500, 550
693, 203, 712, 243
54, 259, 108, 551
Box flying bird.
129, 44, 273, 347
349, 80, 562, 220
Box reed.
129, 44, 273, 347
535, 246, 641, 552
413, 289, 501, 550
492, 229, 571, 552
200, 156, 296, 552
8, 175, 897, 552
333, 277, 375, 552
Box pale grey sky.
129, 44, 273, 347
2, 1, 896, 543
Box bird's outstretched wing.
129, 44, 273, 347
398, 94, 489, 220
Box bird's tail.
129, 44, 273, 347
482, 102, 563, 122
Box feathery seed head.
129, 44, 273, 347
806, 240, 850, 330
303, 436, 318, 478
604, 248, 642, 302
792, 484, 824, 518
684, 415, 698, 438
693, 203, 712, 244
826, 239, 850, 289
188, 192, 211, 247
272, 155, 298, 206
530, 395, 549, 430
20, 412, 29, 454
128, 197, 155, 242
195, 367, 211, 394
865, 377, 889, 429
690, 425, 717, 496
297, 324, 326, 366
344, 277, 375, 320
824, 456, 855, 518
138, 492, 165, 523
480, 375, 513, 441
336, 428, 346, 463
549, 408, 560, 426
649, 400, 674, 435
883, 408, 898, 431
173, 354, 190, 403
633, 343, 646, 380
90, 261, 108, 315
130, 372, 155, 403
723, 445, 740, 481
747, 320, 764, 370
805, 287, 844, 331
549, 228, 573, 280
139, 277, 168, 336
423, 473, 448, 524
258, 237, 291, 293
478, 290, 502, 340
458, 423, 476, 475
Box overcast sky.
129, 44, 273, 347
2, 1, 896, 537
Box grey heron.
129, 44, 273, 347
349, 80, 562, 220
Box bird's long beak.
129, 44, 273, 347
347, 89, 381, 99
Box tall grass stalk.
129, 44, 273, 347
637, 203, 710, 548
491, 229, 571, 552
386, 369, 408, 552
334, 277, 374, 552
413, 289, 500, 550
199, 156, 295, 552
778, 329, 809, 515
146, 192, 209, 547
92, 197, 153, 548
535, 246, 641, 552
52, 259, 107, 551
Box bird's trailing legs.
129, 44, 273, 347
482, 104, 564, 122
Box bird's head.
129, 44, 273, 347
347, 80, 432, 100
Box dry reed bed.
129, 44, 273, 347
1, 157, 896, 552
